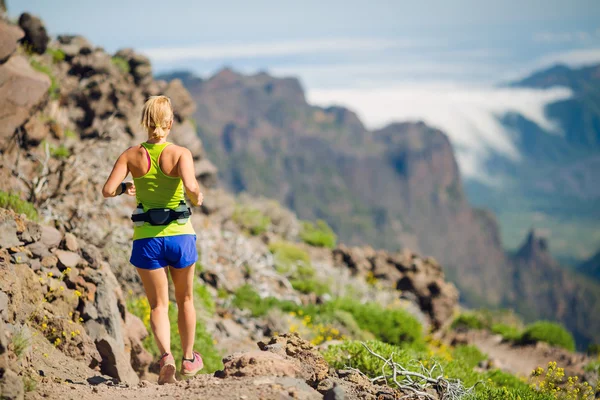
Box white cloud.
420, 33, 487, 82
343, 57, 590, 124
535, 48, 600, 67
533, 31, 593, 43
142, 38, 418, 62
307, 84, 572, 182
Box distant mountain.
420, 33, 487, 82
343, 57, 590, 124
510, 231, 600, 347
577, 249, 600, 281
162, 68, 600, 348
511, 63, 600, 149
467, 63, 600, 260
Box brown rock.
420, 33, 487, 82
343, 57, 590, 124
0, 367, 24, 400
125, 313, 152, 375
41, 255, 58, 268
196, 158, 219, 188
40, 225, 62, 248
25, 241, 50, 258
18, 12, 49, 54
19, 221, 42, 244
0, 218, 20, 249
55, 249, 81, 269
63, 232, 79, 252
164, 79, 196, 120
22, 114, 48, 145
259, 333, 329, 385
57, 35, 93, 59
216, 350, 302, 379
0, 20, 24, 63
95, 336, 139, 385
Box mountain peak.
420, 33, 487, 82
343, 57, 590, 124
515, 229, 555, 266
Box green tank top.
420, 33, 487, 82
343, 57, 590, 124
132, 142, 195, 240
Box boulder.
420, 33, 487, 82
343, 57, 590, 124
40, 255, 58, 269
95, 335, 139, 385
19, 220, 42, 244
22, 114, 48, 145
55, 249, 81, 269
57, 35, 93, 59
164, 79, 196, 120
0, 217, 20, 249
63, 232, 79, 252
0, 55, 51, 144
216, 350, 302, 379
0, 368, 24, 400
40, 225, 62, 248
0, 20, 24, 64
26, 242, 50, 258
125, 313, 152, 375
18, 12, 49, 54
196, 158, 219, 188
114, 48, 152, 86
70, 50, 113, 77
258, 333, 329, 385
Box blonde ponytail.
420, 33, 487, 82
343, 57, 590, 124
141, 95, 173, 140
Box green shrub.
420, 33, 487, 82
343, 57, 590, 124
232, 206, 271, 235
111, 56, 130, 74
328, 299, 424, 348
46, 47, 65, 63
126, 296, 223, 373
452, 312, 487, 330
50, 145, 70, 159
64, 128, 77, 139
194, 280, 215, 315
11, 327, 30, 359
23, 376, 37, 393
299, 219, 337, 248
587, 343, 600, 355
0, 191, 38, 220
452, 345, 486, 369
231, 284, 293, 317
29, 59, 60, 100
323, 340, 553, 400
491, 323, 522, 342
269, 241, 311, 274
519, 321, 576, 351
290, 278, 330, 296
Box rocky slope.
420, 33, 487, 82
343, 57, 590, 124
0, 13, 464, 399
161, 68, 600, 348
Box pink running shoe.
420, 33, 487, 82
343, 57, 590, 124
157, 352, 177, 385
180, 351, 204, 377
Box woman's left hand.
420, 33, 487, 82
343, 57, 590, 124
125, 182, 136, 196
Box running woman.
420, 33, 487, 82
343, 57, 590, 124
102, 95, 204, 384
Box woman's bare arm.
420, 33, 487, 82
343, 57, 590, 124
178, 148, 202, 206
102, 151, 135, 198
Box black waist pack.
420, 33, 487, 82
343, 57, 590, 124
131, 203, 191, 226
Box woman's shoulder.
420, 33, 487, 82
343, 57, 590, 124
165, 143, 190, 156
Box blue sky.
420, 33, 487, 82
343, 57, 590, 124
9, 0, 600, 181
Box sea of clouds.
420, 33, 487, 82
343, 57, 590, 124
307, 83, 572, 183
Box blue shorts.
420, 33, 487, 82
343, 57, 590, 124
130, 234, 198, 270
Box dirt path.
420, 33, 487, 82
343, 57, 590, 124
470, 331, 588, 378
26, 374, 322, 400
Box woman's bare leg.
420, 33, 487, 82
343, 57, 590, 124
136, 267, 170, 355
169, 264, 196, 360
